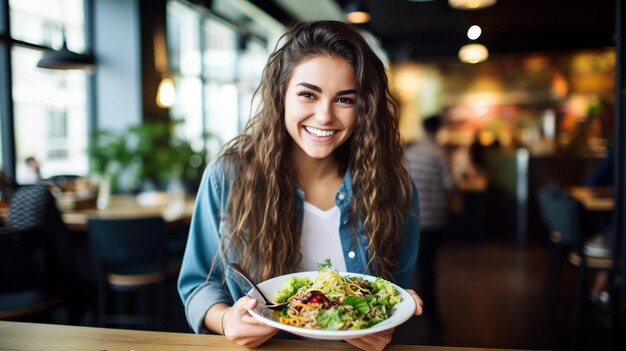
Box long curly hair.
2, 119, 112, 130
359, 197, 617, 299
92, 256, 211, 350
219, 21, 413, 282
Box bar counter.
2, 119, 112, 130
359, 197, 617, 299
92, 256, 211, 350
0, 321, 526, 351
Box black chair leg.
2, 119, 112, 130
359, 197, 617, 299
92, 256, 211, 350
545, 243, 563, 331
96, 282, 106, 327
572, 264, 587, 350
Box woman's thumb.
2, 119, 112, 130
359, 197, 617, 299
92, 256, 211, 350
233, 295, 258, 315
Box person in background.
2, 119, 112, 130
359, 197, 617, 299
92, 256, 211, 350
585, 146, 614, 307
17, 157, 41, 185
403, 114, 455, 334
178, 21, 422, 351
0, 168, 13, 201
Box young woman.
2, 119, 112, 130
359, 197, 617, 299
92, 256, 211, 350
178, 20, 422, 351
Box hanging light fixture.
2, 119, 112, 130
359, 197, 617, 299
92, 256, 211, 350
458, 23, 489, 64
37, 37, 95, 70
154, 29, 176, 108
156, 77, 176, 108
37, 2, 94, 71
449, 0, 497, 10
467, 25, 482, 40
345, 0, 370, 24
458, 43, 489, 63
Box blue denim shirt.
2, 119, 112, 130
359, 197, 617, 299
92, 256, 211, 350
177, 158, 420, 334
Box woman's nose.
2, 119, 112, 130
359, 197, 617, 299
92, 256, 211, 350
314, 102, 333, 124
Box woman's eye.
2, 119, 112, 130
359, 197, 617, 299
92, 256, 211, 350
297, 91, 316, 99
337, 97, 355, 105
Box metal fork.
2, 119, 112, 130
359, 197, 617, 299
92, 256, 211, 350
228, 263, 288, 310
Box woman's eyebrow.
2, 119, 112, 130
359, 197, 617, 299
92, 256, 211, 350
336, 89, 357, 96
296, 82, 357, 96
296, 82, 321, 92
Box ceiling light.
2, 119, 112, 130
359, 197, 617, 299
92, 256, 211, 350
37, 5, 95, 71
467, 25, 482, 40
449, 0, 497, 10
345, 0, 370, 24
37, 40, 95, 70
156, 78, 176, 108
458, 43, 489, 63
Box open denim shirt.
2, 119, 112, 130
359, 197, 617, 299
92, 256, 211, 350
177, 159, 420, 334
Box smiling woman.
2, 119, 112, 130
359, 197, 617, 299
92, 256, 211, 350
178, 20, 421, 350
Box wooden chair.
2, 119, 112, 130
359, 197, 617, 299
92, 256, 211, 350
537, 184, 613, 349
88, 216, 179, 330
0, 228, 60, 321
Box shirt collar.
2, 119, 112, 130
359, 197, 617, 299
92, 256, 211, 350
294, 167, 353, 201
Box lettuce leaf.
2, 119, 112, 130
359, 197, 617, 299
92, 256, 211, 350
273, 276, 312, 302
342, 296, 370, 314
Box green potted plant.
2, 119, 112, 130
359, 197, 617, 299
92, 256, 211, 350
89, 119, 215, 194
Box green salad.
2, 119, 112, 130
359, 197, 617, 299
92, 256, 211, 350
272, 259, 401, 330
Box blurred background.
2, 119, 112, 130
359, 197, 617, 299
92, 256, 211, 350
0, 1, 624, 350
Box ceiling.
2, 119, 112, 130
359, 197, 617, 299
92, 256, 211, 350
250, 0, 616, 61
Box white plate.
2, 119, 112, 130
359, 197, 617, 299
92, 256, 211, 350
247, 271, 416, 340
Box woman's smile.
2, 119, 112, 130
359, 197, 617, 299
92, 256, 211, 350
303, 126, 337, 139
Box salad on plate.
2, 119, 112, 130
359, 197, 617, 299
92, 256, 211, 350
271, 259, 402, 331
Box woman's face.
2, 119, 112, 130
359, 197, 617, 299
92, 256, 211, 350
284, 54, 357, 161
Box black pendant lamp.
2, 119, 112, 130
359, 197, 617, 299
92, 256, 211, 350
345, 0, 370, 24
37, 37, 95, 70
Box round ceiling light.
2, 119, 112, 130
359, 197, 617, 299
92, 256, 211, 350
449, 0, 497, 10
458, 43, 489, 64
467, 25, 482, 40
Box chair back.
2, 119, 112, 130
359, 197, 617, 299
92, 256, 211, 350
537, 184, 581, 246
8, 185, 65, 233
88, 216, 167, 274
7, 185, 69, 278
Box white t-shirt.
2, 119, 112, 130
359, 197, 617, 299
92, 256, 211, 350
298, 201, 347, 272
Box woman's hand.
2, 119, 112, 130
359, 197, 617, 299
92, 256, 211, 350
345, 328, 394, 351
223, 296, 279, 348
407, 288, 424, 316
344, 289, 423, 350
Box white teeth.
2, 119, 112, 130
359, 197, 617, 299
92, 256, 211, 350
305, 126, 336, 137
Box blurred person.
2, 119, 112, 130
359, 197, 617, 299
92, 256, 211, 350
0, 168, 15, 206
403, 114, 455, 333
17, 156, 42, 185
584, 146, 614, 307
178, 21, 423, 350
450, 132, 489, 191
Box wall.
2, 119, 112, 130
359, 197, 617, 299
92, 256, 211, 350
93, 0, 142, 131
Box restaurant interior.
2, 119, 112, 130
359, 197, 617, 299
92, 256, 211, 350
1, 0, 625, 350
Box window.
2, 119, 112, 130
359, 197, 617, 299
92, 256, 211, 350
203, 17, 239, 144
10, 0, 86, 51
8, 0, 89, 181
167, 1, 203, 149
167, 0, 281, 158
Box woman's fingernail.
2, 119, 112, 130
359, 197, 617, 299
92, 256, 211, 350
248, 299, 256, 307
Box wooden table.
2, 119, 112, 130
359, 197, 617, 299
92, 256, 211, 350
0, 194, 195, 231
0, 321, 528, 351
567, 186, 614, 212
60, 194, 195, 231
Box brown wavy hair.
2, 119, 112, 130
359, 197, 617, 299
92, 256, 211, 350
219, 21, 413, 282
